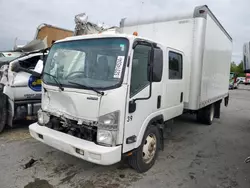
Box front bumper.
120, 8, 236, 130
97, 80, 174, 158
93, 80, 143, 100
29, 123, 122, 165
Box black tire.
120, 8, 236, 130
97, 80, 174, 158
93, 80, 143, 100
0, 93, 7, 133
197, 104, 215, 125
128, 126, 160, 173
197, 109, 204, 123
214, 101, 221, 119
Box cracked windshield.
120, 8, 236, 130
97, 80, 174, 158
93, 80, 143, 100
43, 38, 128, 89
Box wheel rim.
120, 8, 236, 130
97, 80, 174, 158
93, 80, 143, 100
142, 133, 157, 164
210, 105, 214, 122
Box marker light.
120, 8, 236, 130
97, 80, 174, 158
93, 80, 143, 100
133, 31, 138, 36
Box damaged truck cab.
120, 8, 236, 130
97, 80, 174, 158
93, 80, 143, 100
0, 52, 44, 132
29, 34, 168, 172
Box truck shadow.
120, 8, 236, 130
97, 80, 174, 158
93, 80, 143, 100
0, 120, 33, 141
162, 114, 203, 146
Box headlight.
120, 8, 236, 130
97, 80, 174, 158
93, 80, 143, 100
97, 130, 114, 146
37, 109, 50, 125
97, 111, 120, 146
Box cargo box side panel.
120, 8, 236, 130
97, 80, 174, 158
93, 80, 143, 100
185, 17, 207, 110
200, 14, 232, 108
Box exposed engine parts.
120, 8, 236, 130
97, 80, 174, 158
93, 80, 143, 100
45, 116, 97, 142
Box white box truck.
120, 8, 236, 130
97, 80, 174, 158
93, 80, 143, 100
23, 5, 232, 172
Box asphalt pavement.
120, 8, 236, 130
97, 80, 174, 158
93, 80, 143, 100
1, 85, 250, 188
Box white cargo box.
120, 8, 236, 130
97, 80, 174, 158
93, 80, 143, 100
120, 5, 232, 110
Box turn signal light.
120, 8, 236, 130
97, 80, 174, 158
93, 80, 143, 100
133, 31, 138, 36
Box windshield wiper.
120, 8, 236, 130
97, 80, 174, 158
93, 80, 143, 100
68, 81, 104, 95
43, 72, 64, 91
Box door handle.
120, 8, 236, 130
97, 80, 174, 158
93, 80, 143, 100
157, 95, 161, 109
180, 92, 183, 103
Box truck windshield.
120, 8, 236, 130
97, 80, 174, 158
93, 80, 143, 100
43, 38, 129, 89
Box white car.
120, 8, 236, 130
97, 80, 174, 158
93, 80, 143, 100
0, 52, 23, 58
237, 77, 245, 84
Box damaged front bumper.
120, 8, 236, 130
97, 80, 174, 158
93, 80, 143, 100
29, 123, 122, 165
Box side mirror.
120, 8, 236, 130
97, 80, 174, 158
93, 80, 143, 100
147, 48, 163, 82
11, 62, 21, 72
152, 48, 163, 82
34, 60, 44, 74
11, 61, 41, 78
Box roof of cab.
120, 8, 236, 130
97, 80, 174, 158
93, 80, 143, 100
54, 33, 183, 54
55, 33, 136, 43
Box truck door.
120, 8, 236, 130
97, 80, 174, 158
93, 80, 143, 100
123, 44, 163, 153
164, 50, 184, 117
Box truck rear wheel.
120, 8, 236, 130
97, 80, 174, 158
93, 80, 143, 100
0, 94, 7, 133
128, 126, 160, 173
197, 104, 215, 125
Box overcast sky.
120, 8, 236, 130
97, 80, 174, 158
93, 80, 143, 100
0, 0, 250, 63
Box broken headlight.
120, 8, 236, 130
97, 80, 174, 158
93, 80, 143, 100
97, 111, 119, 146
37, 109, 50, 126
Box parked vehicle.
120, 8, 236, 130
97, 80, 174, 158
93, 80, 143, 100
229, 72, 238, 89
0, 49, 46, 133
245, 73, 250, 85
237, 77, 245, 84
19, 5, 232, 172
0, 24, 73, 133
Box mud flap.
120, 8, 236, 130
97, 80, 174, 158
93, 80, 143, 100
224, 95, 229, 107
214, 100, 222, 119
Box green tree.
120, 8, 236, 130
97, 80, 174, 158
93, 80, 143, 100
230, 62, 237, 72
230, 61, 245, 77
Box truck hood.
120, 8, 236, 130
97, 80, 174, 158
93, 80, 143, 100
0, 57, 17, 64
42, 88, 101, 121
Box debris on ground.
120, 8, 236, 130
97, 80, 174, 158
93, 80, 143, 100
24, 158, 37, 169
24, 178, 53, 188
119, 174, 125, 178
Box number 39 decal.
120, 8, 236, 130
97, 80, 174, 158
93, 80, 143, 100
127, 115, 133, 122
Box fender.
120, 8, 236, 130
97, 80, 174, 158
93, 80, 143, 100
3, 86, 15, 126
224, 94, 229, 107
7, 98, 14, 126
135, 111, 164, 148
3, 85, 14, 101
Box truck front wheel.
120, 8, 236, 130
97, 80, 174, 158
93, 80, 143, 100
128, 126, 160, 173
0, 94, 7, 133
